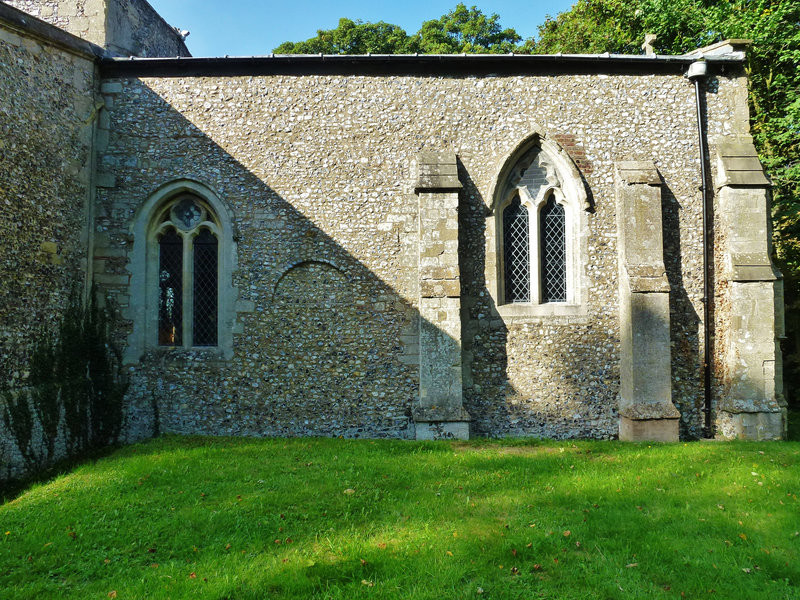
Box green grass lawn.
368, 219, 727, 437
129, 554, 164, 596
1, 436, 799, 600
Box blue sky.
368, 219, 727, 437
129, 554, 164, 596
146, 0, 576, 57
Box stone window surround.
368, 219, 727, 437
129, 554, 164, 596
486, 132, 590, 320
125, 179, 237, 362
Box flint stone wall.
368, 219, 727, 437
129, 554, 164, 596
95, 69, 750, 440
4, 0, 190, 57
0, 17, 96, 476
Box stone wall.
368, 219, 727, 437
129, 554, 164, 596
94, 66, 749, 440
4, 0, 190, 57
0, 14, 97, 476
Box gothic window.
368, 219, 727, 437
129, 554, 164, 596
153, 194, 220, 348
126, 180, 236, 363
489, 138, 589, 318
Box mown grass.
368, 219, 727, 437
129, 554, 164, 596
1, 435, 799, 599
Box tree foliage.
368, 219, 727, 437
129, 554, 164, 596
412, 3, 521, 53
274, 18, 417, 54
273, 4, 520, 55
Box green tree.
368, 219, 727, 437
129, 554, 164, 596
274, 18, 416, 54
413, 3, 521, 53
273, 4, 521, 55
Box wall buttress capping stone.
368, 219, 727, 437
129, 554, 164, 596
414, 153, 470, 440
615, 161, 680, 441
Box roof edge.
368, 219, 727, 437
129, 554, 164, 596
99, 52, 745, 79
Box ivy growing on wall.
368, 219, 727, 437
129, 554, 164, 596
1, 284, 129, 477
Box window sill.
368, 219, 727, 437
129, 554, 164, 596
495, 302, 588, 323
144, 346, 228, 362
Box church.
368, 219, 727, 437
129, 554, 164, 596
0, 0, 787, 464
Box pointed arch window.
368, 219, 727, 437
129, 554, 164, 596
489, 139, 589, 318
153, 194, 220, 348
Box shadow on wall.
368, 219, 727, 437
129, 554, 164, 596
105, 80, 626, 442
95, 81, 431, 441
660, 179, 704, 439
28, 75, 735, 449
456, 160, 620, 440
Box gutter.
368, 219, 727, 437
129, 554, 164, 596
98, 52, 745, 78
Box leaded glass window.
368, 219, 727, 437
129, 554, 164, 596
154, 195, 220, 348
158, 228, 183, 346
193, 228, 218, 346
503, 195, 530, 303
540, 196, 567, 302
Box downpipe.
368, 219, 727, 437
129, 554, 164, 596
687, 59, 714, 438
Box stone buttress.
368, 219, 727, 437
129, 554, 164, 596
615, 161, 681, 441
413, 152, 471, 440
714, 136, 786, 439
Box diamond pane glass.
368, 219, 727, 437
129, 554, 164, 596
503, 195, 530, 303
540, 196, 567, 302
193, 228, 218, 346
158, 228, 183, 346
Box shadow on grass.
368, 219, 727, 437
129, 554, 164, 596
788, 410, 800, 441
0, 443, 123, 503
1, 436, 799, 599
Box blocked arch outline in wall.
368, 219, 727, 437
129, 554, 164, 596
485, 130, 591, 320
270, 258, 348, 303
125, 179, 238, 363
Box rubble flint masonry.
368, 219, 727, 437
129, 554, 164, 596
0, 1, 787, 476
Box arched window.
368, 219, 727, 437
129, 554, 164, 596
152, 194, 220, 348
488, 135, 589, 319
126, 180, 236, 363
